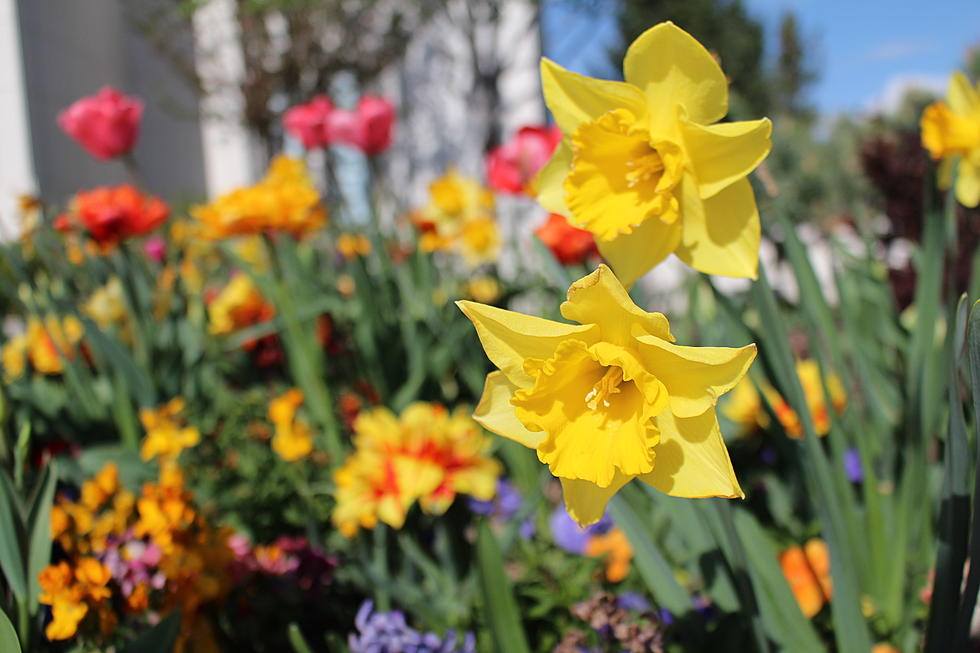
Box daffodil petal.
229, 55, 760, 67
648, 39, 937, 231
639, 407, 743, 498
561, 473, 631, 527
948, 71, 980, 115
534, 140, 573, 214
635, 335, 756, 418
956, 157, 980, 208
473, 371, 545, 449
679, 115, 772, 199
541, 58, 648, 135
560, 264, 674, 344
623, 22, 728, 131
456, 300, 600, 386
596, 216, 682, 289
675, 175, 759, 279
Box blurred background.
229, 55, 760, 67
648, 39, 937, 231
3, 0, 978, 232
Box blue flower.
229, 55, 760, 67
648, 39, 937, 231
348, 600, 476, 653
550, 506, 613, 555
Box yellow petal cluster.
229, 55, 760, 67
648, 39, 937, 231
332, 402, 502, 536
51, 464, 134, 556
337, 233, 372, 259
269, 388, 314, 461
723, 359, 845, 438
458, 264, 755, 526
921, 71, 980, 207
1, 315, 85, 380
39, 558, 112, 640
82, 278, 127, 330
191, 155, 327, 239
535, 22, 771, 285
419, 168, 500, 266
207, 274, 274, 336
139, 398, 201, 462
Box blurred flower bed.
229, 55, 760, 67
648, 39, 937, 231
1, 15, 980, 653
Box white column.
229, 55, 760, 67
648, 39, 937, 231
0, 0, 36, 239
192, 0, 254, 196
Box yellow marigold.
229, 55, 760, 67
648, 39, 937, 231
269, 389, 314, 462
535, 22, 771, 285
191, 155, 327, 239
337, 233, 372, 259
723, 359, 845, 438
83, 278, 127, 330
139, 398, 201, 462
458, 264, 755, 526
332, 403, 501, 536
207, 274, 274, 336
921, 71, 980, 207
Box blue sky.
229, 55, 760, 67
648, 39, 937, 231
542, 0, 980, 115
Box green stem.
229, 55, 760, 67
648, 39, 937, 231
713, 501, 771, 653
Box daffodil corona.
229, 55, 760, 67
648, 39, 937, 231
921, 71, 980, 208
535, 22, 771, 285
458, 264, 756, 526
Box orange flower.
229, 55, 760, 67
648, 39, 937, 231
535, 213, 598, 265
779, 538, 832, 618
585, 528, 633, 583
68, 185, 169, 247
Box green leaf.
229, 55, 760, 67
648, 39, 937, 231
0, 469, 26, 602
121, 610, 181, 653
0, 607, 20, 653
955, 300, 980, 647
475, 521, 530, 653
26, 461, 58, 609
609, 484, 691, 617
287, 623, 313, 653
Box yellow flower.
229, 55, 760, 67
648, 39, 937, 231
332, 403, 501, 536
207, 274, 273, 336
11, 315, 86, 377
464, 276, 501, 304
921, 71, 980, 207
38, 558, 112, 641
83, 278, 126, 330
779, 538, 831, 618
139, 398, 201, 462
337, 233, 372, 259
422, 169, 500, 266
584, 527, 633, 583
191, 155, 327, 239
269, 389, 314, 461
1, 334, 28, 380
723, 359, 845, 438
535, 22, 771, 285
458, 264, 755, 526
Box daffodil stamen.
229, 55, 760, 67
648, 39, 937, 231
586, 366, 625, 410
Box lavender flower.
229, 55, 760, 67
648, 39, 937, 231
550, 506, 613, 555
469, 479, 535, 540
100, 531, 165, 597
348, 601, 476, 653
844, 448, 863, 483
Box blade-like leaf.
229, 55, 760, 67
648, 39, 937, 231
26, 461, 58, 609
476, 521, 530, 653
120, 610, 181, 653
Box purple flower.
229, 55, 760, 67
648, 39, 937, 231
468, 478, 521, 520
616, 592, 651, 612
348, 601, 476, 653
844, 448, 862, 483
550, 507, 612, 555
99, 531, 165, 597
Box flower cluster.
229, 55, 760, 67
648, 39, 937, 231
284, 94, 395, 155
228, 534, 336, 593
415, 169, 500, 266
779, 538, 832, 618
332, 403, 501, 536
191, 156, 326, 239
269, 388, 315, 461
207, 274, 274, 336
45, 463, 234, 647
58, 185, 169, 248
348, 601, 476, 653
723, 359, 846, 438
2, 315, 85, 380
550, 507, 633, 583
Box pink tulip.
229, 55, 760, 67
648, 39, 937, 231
328, 95, 396, 155
58, 87, 143, 161
142, 235, 166, 263
283, 95, 334, 149
486, 125, 562, 195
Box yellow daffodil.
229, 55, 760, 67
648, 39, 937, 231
458, 264, 755, 526
535, 22, 771, 285
921, 71, 980, 207
269, 389, 314, 461
421, 169, 501, 266
139, 398, 200, 462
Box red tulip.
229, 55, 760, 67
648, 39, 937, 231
57, 87, 142, 161
534, 213, 598, 265
328, 95, 396, 155
71, 185, 169, 246
283, 95, 334, 149
486, 125, 562, 195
